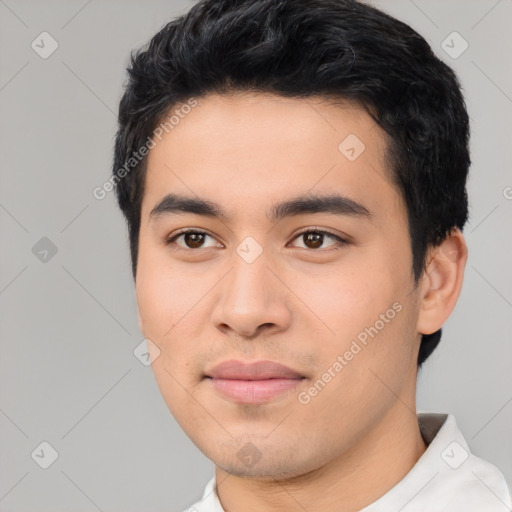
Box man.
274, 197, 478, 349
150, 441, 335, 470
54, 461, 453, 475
112, 0, 511, 510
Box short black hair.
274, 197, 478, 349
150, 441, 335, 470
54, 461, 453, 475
112, 0, 470, 369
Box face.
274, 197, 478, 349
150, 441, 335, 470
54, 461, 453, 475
136, 92, 423, 479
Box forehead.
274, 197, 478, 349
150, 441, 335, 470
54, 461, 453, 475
141, 92, 402, 224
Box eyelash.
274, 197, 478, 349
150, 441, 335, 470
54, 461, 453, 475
165, 227, 348, 252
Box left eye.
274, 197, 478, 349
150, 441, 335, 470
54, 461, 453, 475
288, 229, 345, 250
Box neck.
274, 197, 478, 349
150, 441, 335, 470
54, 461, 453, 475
215, 401, 427, 512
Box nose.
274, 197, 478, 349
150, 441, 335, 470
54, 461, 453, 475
210, 248, 292, 339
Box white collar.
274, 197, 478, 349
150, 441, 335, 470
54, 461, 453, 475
187, 412, 511, 512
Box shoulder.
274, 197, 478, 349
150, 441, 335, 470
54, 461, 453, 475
438, 450, 512, 510
417, 413, 511, 510
362, 412, 511, 511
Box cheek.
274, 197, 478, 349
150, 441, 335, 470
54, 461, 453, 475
300, 254, 414, 380
135, 242, 181, 339
136, 271, 172, 336
136, 262, 202, 406
135, 255, 214, 378
310, 261, 397, 334
136, 239, 199, 334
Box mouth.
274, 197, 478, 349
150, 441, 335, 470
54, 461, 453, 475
204, 359, 305, 404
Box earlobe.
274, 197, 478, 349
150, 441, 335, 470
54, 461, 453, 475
416, 228, 468, 335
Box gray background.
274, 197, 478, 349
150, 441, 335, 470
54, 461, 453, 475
0, 0, 511, 510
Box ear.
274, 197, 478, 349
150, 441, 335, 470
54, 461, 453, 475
416, 228, 468, 335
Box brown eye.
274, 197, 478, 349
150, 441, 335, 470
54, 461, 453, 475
303, 232, 323, 249
290, 229, 346, 250
183, 232, 206, 248
166, 230, 219, 250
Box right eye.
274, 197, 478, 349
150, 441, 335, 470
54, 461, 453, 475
165, 229, 222, 250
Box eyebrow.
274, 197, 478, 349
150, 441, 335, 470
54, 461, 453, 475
149, 192, 372, 223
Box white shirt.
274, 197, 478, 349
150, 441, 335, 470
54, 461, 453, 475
182, 412, 512, 511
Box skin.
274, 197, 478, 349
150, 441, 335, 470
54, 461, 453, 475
135, 92, 468, 511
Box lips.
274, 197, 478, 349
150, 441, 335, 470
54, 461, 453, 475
205, 359, 304, 403
207, 359, 304, 380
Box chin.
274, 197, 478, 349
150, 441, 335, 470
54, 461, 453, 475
217, 460, 304, 480
205, 441, 322, 481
